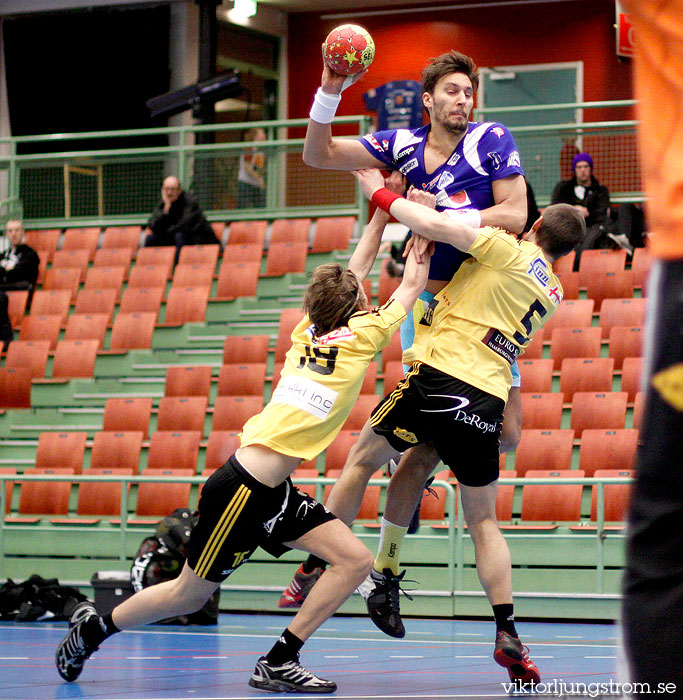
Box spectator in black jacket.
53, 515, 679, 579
144, 177, 221, 261
0, 219, 40, 291
551, 153, 612, 268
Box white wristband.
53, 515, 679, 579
446, 207, 482, 228
309, 88, 342, 124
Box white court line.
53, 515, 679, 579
126, 656, 162, 659
68, 695, 511, 700
324, 655, 359, 658
454, 655, 488, 658
192, 656, 228, 659
455, 632, 484, 636
532, 655, 555, 658
8, 624, 620, 648
555, 635, 584, 638
0, 656, 29, 660
586, 655, 618, 658
390, 655, 424, 658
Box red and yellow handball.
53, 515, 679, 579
323, 24, 375, 76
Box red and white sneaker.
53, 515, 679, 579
277, 565, 323, 609
493, 631, 541, 685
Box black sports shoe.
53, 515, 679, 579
55, 601, 101, 682
361, 568, 413, 638
248, 655, 337, 693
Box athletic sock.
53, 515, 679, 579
493, 603, 518, 638
374, 518, 408, 576
302, 555, 327, 574
80, 613, 120, 649
266, 628, 304, 665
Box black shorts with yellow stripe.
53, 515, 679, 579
370, 362, 505, 487
187, 454, 336, 582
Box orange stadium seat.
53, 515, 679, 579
608, 326, 643, 369
83, 266, 126, 300
74, 288, 117, 322
75, 467, 134, 519
382, 361, 405, 396
520, 392, 565, 430
64, 313, 109, 349
19, 314, 61, 349
274, 307, 303, 361
128, 263, 170, 289
36, 250, 49, 285
52, 339, 99, 378
269, 218, 311, 245
172, 263, 214, 289
131, 469, 194, 521
222, 334, 269, 364
10, 468, 74, 522
25, 229, 60, 261
147, 432, 201, 471
102, 226, 141, 251
210, 222, 226, 243
520, 327, 545, 359
35, 431, 87, 474
633, 391, 645, 430
90, 431, 144, 474
324, 430, 362, 473
598, 297, 646, 339
30, 289, 71, 324
264, 240, 307, 276
6, 290, 29, 328
555, 270, 580, 299
135, 247, 175, 276
542, 298, 594, 336
52, 248, 90, 281
62, 227, 100, 261
103, 397, 153, 439
223, 242, 263, 263
311, 216, 355, 253
550, 326, 602, 369
119, 286, 165, 321
156, 396, 208, 434
42, 267, 80, 301
631, 247, 652, 290
551, 250, 575, 276
570, 392, 628, 436
381, 331, 403, 367
1, 467, 16, 514
5, 340, 50, 379
578, 428, 638, 477
164, 286, 210, 324
620, 356, 643, 402
584, 270, 634, 310
0, 367, 32, 408
212, 395, 264, 431
178, 244, 220, 268
217, 363, 267, 396
227, 220, 267, 247
342, 394, 379, 430
360, 361, 379, 394
559, 357, 615, 398
513, 429, 575, 476
521, 470, 585, 522
204, 431, 241, 472
164, 365, 213, 397
110, 312, 156, 350
578, 249, 627, 286
590, 469, 635, 522
517, 358, 554, 393
216, 261, 260, 300
378, 262, 401, 305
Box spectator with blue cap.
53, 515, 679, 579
551, 152, 612, 267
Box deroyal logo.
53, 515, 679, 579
400, 158, 419, 175
528, 258, 550, 288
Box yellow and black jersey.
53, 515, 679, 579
403, 227, 562, 401
240, 298, 406, 460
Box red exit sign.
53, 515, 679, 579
616, 2, 635, 58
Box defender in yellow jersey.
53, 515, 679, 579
317, 168, 585, 687
55, 173, 433, 695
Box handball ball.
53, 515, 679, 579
323, 24, 375, 76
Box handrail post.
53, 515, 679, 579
596, 481, 605, 594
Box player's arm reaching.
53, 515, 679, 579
303, 63, 383, 170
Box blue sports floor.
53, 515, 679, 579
0, 614, 622, 699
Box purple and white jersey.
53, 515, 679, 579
360, 122, 524, 281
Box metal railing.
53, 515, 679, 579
0, 472, 628, 596
0, 102, 641, 227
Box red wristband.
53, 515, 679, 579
371, 187, 402, 213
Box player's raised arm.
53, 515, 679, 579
353, 168, 479, 253
303, 54, 385, 170
347, 171, 405, 282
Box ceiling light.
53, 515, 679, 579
234, 0, 256, 17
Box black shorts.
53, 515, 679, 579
371, 363, 505, 487
187, 455, 336, 582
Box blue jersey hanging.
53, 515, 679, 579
363, 80, 424, 131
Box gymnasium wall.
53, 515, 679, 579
286, 2, 633, 120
